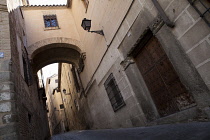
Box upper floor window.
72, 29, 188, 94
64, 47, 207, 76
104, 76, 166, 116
22, 47, 32, 86
104, 73, 125, 112
22, 56, 32, 86
188, 0, 210, 27
43, 15, 58, 28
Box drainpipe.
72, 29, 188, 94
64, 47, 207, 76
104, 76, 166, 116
152, 0, 175, 28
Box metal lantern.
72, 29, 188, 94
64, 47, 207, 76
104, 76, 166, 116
81, 18, 91, 31
81, 18, 104, 35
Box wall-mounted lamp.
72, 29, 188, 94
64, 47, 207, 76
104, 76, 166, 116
63, 89, 71, 95
81, 18, 104, 36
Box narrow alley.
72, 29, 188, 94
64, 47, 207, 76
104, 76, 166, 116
0, 0, 210, 140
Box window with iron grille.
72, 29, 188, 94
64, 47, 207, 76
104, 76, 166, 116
104, 73, 125, 112
60, 104, 64, 109
188, 0, 210, 27
22, 57, 32, 86
43, 15, 58, 28
22, 56, 29, 84
22, 48, 32, 86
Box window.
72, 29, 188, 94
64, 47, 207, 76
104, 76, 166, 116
22, 56, 28, 83
22, 48, 32, 86
55, 79, 58, 83
104, 74, 125, 112
43, 15, 58, 28
28, 113, 32, 123
188, 0, 210, 27
60, 104, 64, 109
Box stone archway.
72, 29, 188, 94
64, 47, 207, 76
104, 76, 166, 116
28, 37, 85, 73
28, 37, 83, 59
26, 38, 87, 136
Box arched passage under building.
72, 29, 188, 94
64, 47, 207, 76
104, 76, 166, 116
31, 43, 82, 73
28, 37, 85, 73
28, 39, 88, 135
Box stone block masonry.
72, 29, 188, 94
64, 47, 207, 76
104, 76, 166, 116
0, 1, 18, 139
0, 47, 18, 136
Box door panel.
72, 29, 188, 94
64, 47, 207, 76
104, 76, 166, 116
135, 37, 196, 117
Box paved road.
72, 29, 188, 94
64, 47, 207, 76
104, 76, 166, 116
52, 122, 210, 140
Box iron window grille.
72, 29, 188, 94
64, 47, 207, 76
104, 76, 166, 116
188, 0, 210, 27
22, 56, 29, 84
28, 113, 32, 123
22, 47, 33, 86
104, 73, 125, 112
43, 15, 59, 28
60, 104, 64, 109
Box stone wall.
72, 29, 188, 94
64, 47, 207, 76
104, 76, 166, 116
60, 63, 87, 130
167, 0, 210, 90
116, 0, 210, 124
46, 64, 88, 134
9, 6, 50, 140
0, 0, 50, 139
45, 75, 64, 135
1, 0, 210, 138
0, 0, 16, 139
22, 6, 81, 49
69, 0, 210, 128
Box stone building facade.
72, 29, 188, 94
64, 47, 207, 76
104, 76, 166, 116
0, 0, 210, 139
45, 74, 66, 135
0, 0, 50, 139
59, 63, 87, 131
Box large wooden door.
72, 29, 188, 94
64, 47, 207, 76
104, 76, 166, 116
135, 37, 195, 117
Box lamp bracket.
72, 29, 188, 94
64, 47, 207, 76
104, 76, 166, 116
88, 30, 104, 36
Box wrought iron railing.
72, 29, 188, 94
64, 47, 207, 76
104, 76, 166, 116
188, 0, 210, 27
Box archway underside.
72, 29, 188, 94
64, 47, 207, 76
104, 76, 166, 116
28, 37, 82, 58
31, 44, 82, 73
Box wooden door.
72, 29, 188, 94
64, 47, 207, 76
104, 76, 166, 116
135, 37, 195, 117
